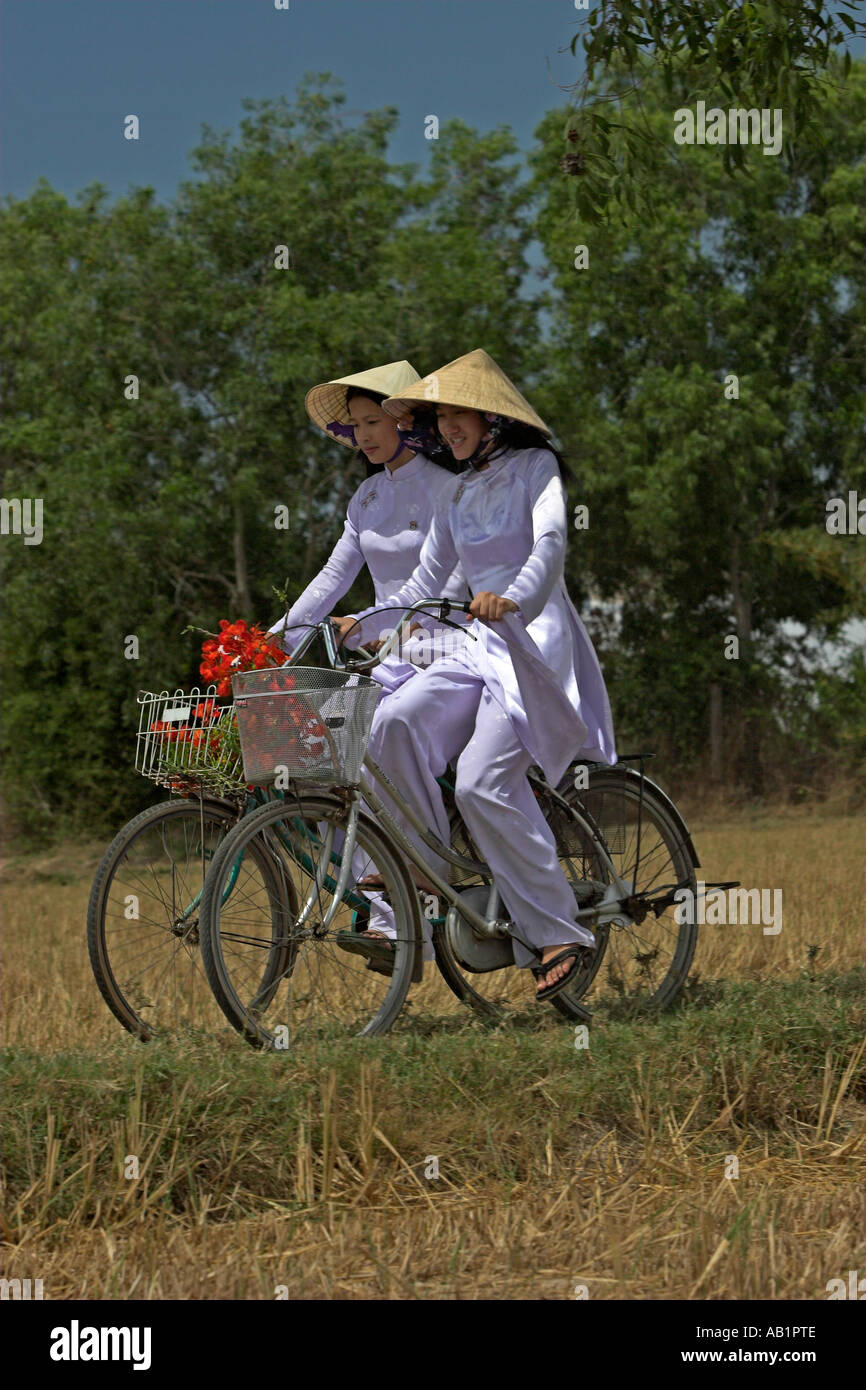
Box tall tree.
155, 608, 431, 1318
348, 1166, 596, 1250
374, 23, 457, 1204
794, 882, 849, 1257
0, 79, 549, 835
561, 1, 864, 224
532, 56, 866, 788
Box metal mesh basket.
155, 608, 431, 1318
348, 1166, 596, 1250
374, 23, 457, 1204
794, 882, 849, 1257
135, 687, 247, 796
231, 667, 382, 786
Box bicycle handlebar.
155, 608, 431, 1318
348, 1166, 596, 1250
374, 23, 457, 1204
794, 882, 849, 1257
275, 598, 476, 675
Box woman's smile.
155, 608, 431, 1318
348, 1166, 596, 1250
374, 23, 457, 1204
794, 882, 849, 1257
435, 405, 487, 458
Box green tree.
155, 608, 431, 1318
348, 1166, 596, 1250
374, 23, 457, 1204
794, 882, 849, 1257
532, 56, 865, 791
0, 78, 546, 837
561, 1, 864, 224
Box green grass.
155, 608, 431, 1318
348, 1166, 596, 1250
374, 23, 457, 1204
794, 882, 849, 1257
4, 968, 862, 1227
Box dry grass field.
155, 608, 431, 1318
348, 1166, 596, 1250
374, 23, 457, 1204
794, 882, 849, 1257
1, 802, 863, 1300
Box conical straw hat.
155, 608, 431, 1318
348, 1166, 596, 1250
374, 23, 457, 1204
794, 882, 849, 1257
382, 349, 551, 436
306, 360, 421, 446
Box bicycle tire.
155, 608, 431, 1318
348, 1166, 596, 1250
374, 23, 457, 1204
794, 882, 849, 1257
430, 783, 607, 1021
86, 796, 293, 1040
199, 792, 421, 1048
558, 766, 699, 1011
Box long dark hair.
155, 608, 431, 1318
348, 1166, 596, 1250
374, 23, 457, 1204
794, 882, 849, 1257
410, 406, 570, 481
484, 421, 571, 481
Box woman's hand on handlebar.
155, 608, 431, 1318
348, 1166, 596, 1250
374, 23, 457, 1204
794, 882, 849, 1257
469, 592, 519, 623
330, 614, 360, 643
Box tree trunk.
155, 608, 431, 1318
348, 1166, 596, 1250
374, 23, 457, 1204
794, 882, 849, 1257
233, 496, 253, 619
709, 682, 723, 781
729, 536, 764, 796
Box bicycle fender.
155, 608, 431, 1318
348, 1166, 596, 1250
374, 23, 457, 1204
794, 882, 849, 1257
559, 763, 701, 869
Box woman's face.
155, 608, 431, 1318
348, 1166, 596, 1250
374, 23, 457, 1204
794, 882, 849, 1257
436, 404, 487, 461
347, 395, 402, 464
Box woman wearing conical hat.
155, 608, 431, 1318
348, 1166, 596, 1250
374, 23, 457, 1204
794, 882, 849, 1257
347, 349, 617, 1002
267, 359, 468, 694
267, 359, 468, 960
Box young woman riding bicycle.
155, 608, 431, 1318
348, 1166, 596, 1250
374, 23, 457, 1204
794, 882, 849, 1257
339, 348, 617, 1001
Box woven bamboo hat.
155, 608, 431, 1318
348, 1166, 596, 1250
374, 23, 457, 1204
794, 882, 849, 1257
305, 360, 421, 447
382, 348, 551, 436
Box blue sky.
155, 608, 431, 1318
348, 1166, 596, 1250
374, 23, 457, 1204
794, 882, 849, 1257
1, 0, 586, 204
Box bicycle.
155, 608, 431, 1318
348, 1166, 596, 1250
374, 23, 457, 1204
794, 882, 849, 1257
85, 613, 471, 1041
197, 599, 714, 1047
86, 694, 300, 1040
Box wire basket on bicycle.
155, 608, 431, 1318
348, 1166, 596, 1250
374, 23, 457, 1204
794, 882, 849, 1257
231, 667, 382, 787
135, 687, 247, 796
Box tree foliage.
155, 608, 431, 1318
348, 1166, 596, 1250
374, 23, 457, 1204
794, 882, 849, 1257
0, 78, 539, 834
562, 0, 865, 224
1, 63, 863, 836
532, 55, 865, 785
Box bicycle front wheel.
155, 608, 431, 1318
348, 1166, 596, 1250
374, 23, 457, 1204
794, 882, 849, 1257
199, 793, 421, 1049
86, 796, 293, 1040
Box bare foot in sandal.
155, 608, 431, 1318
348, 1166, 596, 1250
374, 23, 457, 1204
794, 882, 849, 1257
534, 942, 594, 1001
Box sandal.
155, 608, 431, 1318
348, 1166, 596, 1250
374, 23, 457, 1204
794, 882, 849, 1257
532, 945, 593, 1003
335, 929, 395, 977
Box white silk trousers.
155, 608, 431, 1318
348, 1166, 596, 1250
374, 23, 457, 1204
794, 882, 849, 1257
364, 658, 596, 967
331, 831, 435, 960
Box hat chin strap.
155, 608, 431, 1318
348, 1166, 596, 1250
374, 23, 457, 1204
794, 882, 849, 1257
466, 413, 509, 469
383, 438, 411, 465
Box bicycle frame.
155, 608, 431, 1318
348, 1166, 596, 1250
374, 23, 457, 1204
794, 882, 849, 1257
265, 601, 636, 954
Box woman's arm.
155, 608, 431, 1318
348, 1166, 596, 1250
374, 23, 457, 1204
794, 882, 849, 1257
345, 507, 461, 647
500, 451, 568, 625
267, 513, 365, 653
441, 557, 470, 602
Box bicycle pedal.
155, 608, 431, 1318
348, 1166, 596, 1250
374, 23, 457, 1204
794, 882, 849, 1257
365, 957, 395, 979
336, 930, 393, 970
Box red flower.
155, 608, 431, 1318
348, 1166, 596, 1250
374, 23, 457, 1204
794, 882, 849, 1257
198, 616, 287, 691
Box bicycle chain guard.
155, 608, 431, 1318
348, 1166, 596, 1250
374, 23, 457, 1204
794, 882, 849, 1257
445, 886, 515, 973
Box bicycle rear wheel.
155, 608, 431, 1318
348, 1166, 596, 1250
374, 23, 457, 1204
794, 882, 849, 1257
429, 783, 607, 1022
557, 766, 699, 1012
199, 793, 421, 1049
86, 796, 293, 1040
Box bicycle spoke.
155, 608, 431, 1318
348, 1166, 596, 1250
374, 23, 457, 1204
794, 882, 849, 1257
200, 796, 418, 1047
88, 800, 269, 1038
